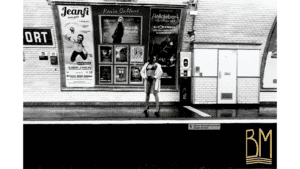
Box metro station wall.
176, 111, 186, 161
237, 78, 259, 104
23, 0, 192, 103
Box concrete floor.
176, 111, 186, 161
23, 105, 276, 121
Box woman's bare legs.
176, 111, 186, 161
145, 93, 150, 110
153, 93, 160, 112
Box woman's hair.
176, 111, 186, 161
148, 55, 156, 63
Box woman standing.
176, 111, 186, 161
140, 55, 163, 117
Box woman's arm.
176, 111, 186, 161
153, 63, 163, 79
140, 63, 148, 79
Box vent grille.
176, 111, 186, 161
221, 93, 233, 100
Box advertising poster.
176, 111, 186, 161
100, 16, 142, 44
99, 65, 112, 84
129, 65, 143, 84
98, 45, 113, 63
114, 65, 128, 84
149, 8, 181, 67
130, 45, 144, 64
114, 45, 128, 64
58, 6, 95, 87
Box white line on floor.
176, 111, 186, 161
183, 106, 212, 117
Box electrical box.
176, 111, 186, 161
180, 52, 191, 77
179, 77, 191, 104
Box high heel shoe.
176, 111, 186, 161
143, 106, 149, 118
154, 107, 160, 117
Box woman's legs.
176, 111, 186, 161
145, 93, 150, 110
153, 93, 160, 112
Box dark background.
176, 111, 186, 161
24, 123, 276, 169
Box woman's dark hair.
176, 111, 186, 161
148, 55, 156, 63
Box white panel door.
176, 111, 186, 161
218, 50, 237, 104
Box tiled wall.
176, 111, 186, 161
237, 78, 260, 104
260, 92, 277, 102
23, 0, 276, 103
192, 78, 217, 104
23, 0, 188, 103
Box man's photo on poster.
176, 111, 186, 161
98, 45, 113, 63
63, 26, 92, 62
129, 65, 143, 84
100, 15, 142, 44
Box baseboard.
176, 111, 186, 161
23, 102, 179, 107
190, 104, 261, 109
259, 102, 277, 107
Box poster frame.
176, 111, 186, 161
98, 45, 113, 63
99, 65, 113, 84
129, 65, 144, 85
99, 15, 143, 44
114, 45, 129, 64
130, 45, 145, 64
114, 65, 128, 84
56, 5, 96, 88
149, 7, 184, 89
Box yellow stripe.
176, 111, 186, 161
251, 162, 272, 164
252, 160, 268, 161
246, 158, 272, 160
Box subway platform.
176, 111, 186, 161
23, 104, 277, 121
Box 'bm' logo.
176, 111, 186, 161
246, 129, 272, 165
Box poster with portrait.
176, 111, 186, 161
98, 45, 113, 63
100, 16, 142, 44
99, 65, 112, 84
114, 45, 128, 64
149, 8, 181, 67
58, 5, 95, 87
129, 65, 143, 84
114, 65, 128, 84
130, 46, 144, 64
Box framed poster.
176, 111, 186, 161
129, 65, 143, 85
149, 8, 182, 86
99, 15, 142, 44
58, 5, 95, 87
114, 65, 128, 84
99, 65, 113, 84
98, 45, 113, 63
130, 45, 144, 64
114, 45, 128, 64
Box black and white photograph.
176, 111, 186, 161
20, 0, 285, 169
114, 45, 128, 64
99, 65, 112, 84
129, 65, 143, 84
100, 15, 142, 44
114, 65, 128, 84
98, 45, 113, 63
130, 45, 144, 64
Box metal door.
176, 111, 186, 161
218, 50, 237, 104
